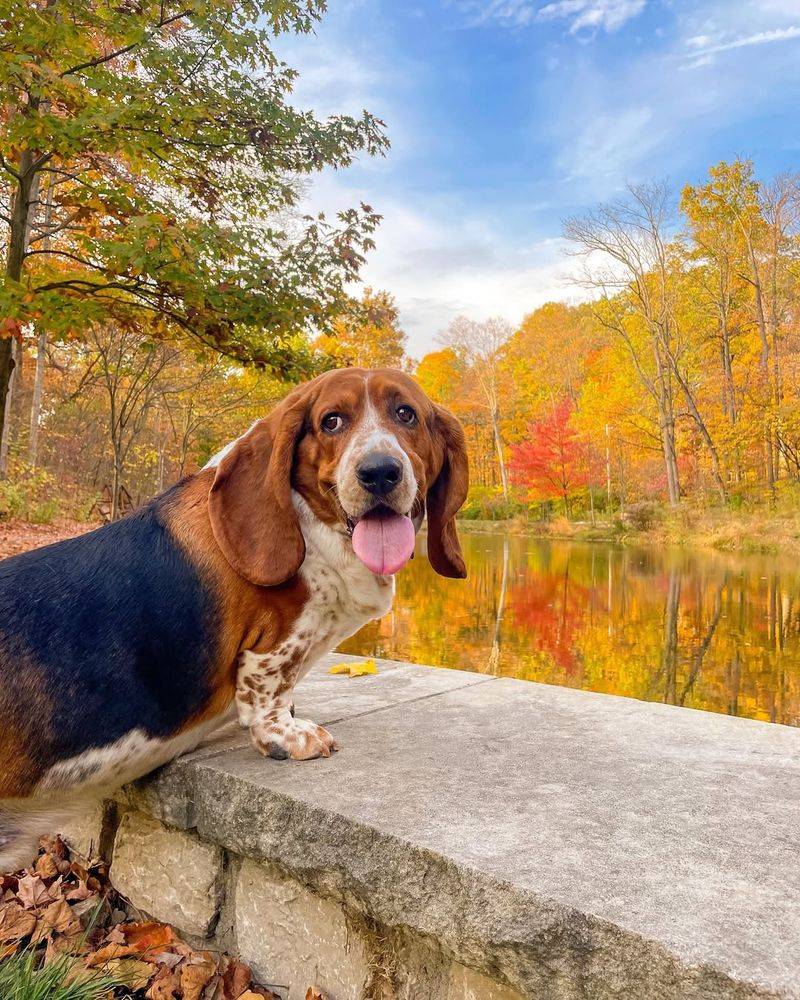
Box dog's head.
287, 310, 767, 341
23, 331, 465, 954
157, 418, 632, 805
208, 368, 469, 587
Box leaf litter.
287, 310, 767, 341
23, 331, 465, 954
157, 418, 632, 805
0, 836, 331, 1000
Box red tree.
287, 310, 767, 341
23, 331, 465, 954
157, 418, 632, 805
509, 399, 591, 517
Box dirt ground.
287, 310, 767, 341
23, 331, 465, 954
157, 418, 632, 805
0, 518, 95, 559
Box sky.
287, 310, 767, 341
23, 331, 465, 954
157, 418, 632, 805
277, 0, 800, 358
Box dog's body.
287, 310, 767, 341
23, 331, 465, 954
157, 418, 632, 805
0, 368, 467, 869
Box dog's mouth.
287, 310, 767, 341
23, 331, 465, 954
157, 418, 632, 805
345, 504, 416, 576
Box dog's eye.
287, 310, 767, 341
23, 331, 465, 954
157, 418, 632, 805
396, 404, 417, 425
321, 412, 345, 434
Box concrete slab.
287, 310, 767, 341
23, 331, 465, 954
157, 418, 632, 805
132, 662, 800, 1000
119, 654, 489, 828
182, 654, 492, 764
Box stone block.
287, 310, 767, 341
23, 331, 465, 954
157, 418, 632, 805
111, 811, 223, 938
448, 964, 526, 1000
58, 802, 107, 861
234, 860, 369, 1000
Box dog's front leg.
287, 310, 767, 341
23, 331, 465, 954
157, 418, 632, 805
235, 649, 338, 761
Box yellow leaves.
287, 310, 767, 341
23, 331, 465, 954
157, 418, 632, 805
328, 659, 378, 678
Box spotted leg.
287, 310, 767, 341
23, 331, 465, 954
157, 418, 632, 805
235, 649, 338, 761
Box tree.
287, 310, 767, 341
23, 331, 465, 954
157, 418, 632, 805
565, 183, 728, 504
508, 398, 591, 517
314, 288, 407, 368
439, 316, 512, 499
0, 0, 388, 445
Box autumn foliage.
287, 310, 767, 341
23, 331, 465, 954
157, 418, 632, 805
508, 400, 592, 516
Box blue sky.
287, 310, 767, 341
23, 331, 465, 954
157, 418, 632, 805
279, 0, 800, 357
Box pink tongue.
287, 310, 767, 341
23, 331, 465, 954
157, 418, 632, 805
352, 512, 416, 575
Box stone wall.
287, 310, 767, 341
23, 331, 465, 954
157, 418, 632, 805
57, 654, 800, 1000
61, 805, 523, 1000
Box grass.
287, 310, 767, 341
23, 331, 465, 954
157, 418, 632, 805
0, 948, 127, 1000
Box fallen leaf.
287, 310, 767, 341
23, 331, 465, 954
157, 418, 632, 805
146, 965, 181, 999
222, 957, 252, 999
86, 941, 136, 966
16, 872, 52, 908
123, 920, 175, 954
0, 901, 36, 942
151, 950, 182, 969
328, 658, 378, 678
35, 853, 58, 879
306, 988, 328, 1000
42, 898, 82, 935
106, 957, 155, 990
181, 954, 217, 1000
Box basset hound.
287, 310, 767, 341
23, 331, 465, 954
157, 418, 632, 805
0, 367, 468, 870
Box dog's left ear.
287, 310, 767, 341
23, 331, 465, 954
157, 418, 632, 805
426, 405, 469, 579
208, 391, 310, 587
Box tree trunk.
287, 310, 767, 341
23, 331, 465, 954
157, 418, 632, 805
490, 409, 509, 501
111, 458, 122, 521
1, 151, 36, 447
27, 173, 55, 467
0, 339, 22, 478
660, 417, 680, 506
28, 328, 47, 467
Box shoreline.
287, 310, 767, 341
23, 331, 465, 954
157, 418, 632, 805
456, 509, 800, 557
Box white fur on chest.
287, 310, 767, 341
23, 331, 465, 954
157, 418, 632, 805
234, 495, 394, 727
290, 493, 394, 661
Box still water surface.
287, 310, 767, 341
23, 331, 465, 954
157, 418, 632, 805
342, 531, 800, 727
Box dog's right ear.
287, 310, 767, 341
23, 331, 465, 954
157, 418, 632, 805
208, 393, 310, 587
426, 405, 469, 579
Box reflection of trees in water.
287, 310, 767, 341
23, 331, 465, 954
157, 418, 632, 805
342, 534, 800, 726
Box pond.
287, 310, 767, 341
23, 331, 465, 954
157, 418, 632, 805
341, 530, 800, 727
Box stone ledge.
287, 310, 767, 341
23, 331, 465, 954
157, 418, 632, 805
119, 654, 800, 1000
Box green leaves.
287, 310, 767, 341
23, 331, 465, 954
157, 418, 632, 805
1, 0, 388, 376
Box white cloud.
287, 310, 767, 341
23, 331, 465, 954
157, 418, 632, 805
459, 0, 647, 33
300, 172, 570, 357
684, 25, 800, 57
538, 0, 647, 34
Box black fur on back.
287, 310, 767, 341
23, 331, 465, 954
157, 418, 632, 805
0, 486, 221, 766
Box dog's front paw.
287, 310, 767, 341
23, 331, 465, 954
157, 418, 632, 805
250, 716, 339, 761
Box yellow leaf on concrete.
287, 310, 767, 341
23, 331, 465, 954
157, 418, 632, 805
328, 659, 378, 678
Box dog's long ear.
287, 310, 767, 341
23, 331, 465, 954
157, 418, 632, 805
426, 405, 469, 579
208, 392, 309, 587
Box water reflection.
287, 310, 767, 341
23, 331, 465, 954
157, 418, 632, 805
341, 532, 800, 727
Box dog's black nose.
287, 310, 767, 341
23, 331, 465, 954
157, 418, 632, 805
356, 452, 403, 497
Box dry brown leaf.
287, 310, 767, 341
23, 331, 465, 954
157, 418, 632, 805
105, 957, 155, 991
42, 898, 82, 935
181, 956, 218, 1000
16, 872, 52, 909
305, 989, 328, 1000
86, 941, 136, 966
0, 901, 36, 942
222, 957, 252, 999
35, 853, 58, 879
146, 965, 181, 999
151, 950, 182, 969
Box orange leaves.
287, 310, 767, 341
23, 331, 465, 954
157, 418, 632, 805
0, 317, 22, 340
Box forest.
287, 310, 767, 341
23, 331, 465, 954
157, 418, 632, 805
2, 4, 800, 537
